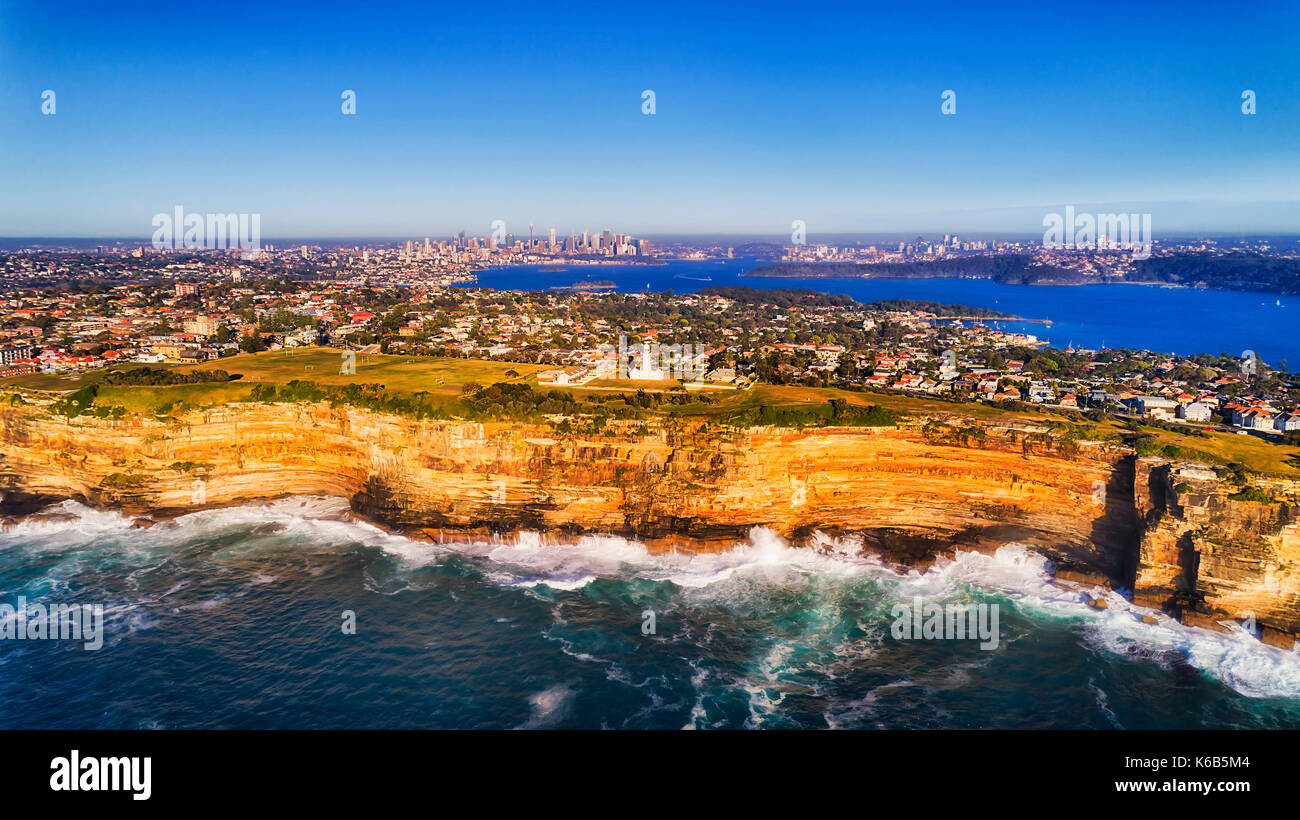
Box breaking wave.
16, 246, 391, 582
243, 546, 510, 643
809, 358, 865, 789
2, 496, 1299, 720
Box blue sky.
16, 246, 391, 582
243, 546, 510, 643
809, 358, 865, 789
1, 0, 1297, 238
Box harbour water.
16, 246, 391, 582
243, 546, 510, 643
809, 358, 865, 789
466, 259, 1298, 367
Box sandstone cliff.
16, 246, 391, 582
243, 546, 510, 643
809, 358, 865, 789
1133, 456, 1300, 645
0, 399, 1296, 644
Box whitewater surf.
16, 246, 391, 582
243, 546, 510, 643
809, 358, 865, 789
1, 496, 1298, 729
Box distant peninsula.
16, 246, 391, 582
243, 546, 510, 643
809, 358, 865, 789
744, 252, 1300, 295
696, 286, 1020, 319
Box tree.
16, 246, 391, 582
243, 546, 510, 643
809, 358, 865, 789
239, 333, 268, 354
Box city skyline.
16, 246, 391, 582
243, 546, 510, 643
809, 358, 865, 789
1, 1, 1298, 236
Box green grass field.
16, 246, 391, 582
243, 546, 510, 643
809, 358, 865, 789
1097, 419, 1300, 475
94, 383, 258, 414
659, 382, 1049, 423
175, 348, 547, 393
1, 348, 546, 395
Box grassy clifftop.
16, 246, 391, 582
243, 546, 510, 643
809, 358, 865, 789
6, 348, 1300, 476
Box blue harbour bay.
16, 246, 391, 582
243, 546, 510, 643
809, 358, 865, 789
466, 259, 1300, 367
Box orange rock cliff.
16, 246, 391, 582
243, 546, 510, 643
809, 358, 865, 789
0, 400, 1296, 644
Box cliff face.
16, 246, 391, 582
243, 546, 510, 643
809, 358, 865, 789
0, 401, 1126, 556
0, 400, 1297, 643
1133, 457, 1300, 644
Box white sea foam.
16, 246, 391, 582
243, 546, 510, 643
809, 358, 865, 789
517, 684, 576, 729
911, 544, 1300, 700
7, 498, 1300, 700
682, 660, 712, 730
428, 528, 1300, 700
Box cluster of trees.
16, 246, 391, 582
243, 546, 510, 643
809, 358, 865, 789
49, 383, 99, 417
696, 286, 858, 308
460, 382, 579, 419
257, 308, 315, 333
586, 388, 720, 410
726, 399, 899, 428
101, 367, 237, 386
864, 299, 1016, 319
247, 380, 450, 420
1128, 433, 1219, 464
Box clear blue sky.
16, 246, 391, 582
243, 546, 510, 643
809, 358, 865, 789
1, 0, 1297, 238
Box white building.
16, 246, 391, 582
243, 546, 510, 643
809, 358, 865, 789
1274, 412, 1300, 432
1177, 401, 1212, 422
1131, 395, 1177, 419
627, 343, 668, 380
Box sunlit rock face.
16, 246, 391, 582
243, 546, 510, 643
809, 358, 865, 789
1134, 456, 1300, 642
0, 401, 1296, 643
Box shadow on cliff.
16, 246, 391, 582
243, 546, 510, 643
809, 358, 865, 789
1082, 454, 1142, 589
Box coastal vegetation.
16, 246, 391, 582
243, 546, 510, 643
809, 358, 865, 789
745, 252, 1300, 295
745, 256, 1079, 285
695, 286, 859, 308
101, 366, 237, 386
1132, 252, 1300, 295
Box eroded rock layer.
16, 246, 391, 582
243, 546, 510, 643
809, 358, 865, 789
0, 401, 1296, 643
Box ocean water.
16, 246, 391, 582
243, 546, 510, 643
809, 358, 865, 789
2, 496, 1299, 729
465, 259, 1299, 366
